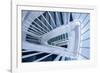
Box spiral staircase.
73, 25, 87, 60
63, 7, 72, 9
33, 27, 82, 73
22, 10, 90, 62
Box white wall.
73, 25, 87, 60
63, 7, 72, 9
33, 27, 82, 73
0, 0, 99, 73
